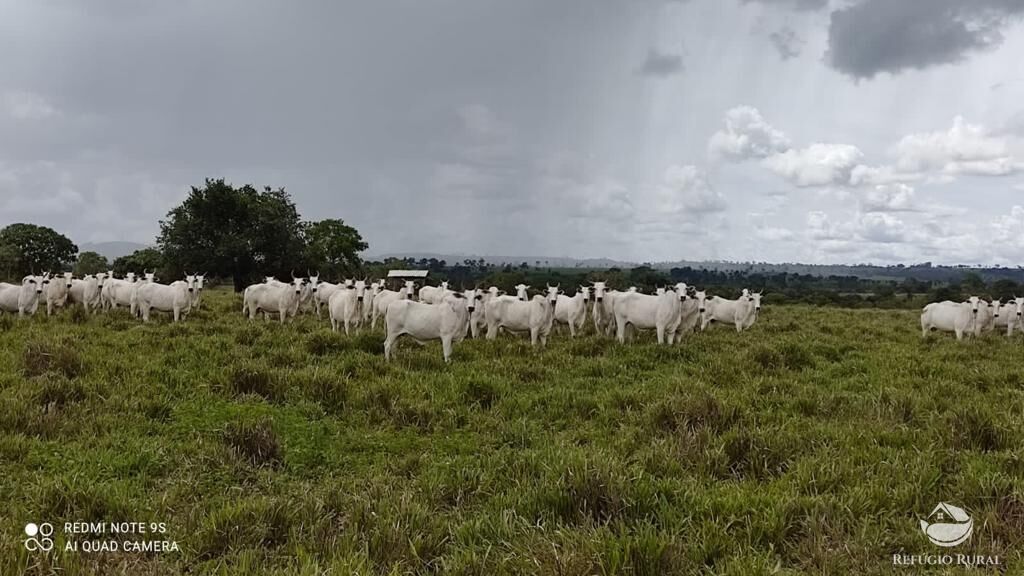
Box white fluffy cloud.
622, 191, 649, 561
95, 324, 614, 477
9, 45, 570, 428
762, 143, 864, 187
894, 116, 1022, 177
862, 183, 916, 212
708, 106, 790, 160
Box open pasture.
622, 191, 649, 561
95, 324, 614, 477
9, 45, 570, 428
1, 289, 1022, 575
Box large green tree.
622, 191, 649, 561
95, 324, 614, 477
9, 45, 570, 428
113, 248, 164, 277
303, 218, 367, 279
0, 223, 78, 278
158, 179, 307, 291
73, 251, 110, 276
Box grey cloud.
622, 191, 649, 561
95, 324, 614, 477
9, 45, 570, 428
826, 0, 1024, 79
769, 27, 804, 60
740, 0, 829, 11
637, 48, 684, 77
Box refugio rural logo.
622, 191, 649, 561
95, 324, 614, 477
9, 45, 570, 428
892, 503, 1001, 568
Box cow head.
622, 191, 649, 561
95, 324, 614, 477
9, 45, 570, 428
673, 283, 689, 301
1014, 297, 1024, 318
308, 273, 320, 293
967, 295, 981, 316
404, 280, 416, 294
440, 280, 450, 290
195, 274, 206, 291
694, 290, 707, 314
343, 279, 355, 288
143, 271, 156, 283
461, 288, 479, 312
96, 272, 107, 288
63, 272, 73, 289
185, 273, 197, 293
578, 286, 591, 302
752, 291, 762, 314
354, 280, 367, 302
545, 285, 559, 306
515, 284, 529, 301
24, 275, 42, 294
126, 272, 137, 283
628, 286, 638, 293
487, 286, 502, 298
290, 276, 305, 294
592, 281, 607, 303
991, 298, 1002, 318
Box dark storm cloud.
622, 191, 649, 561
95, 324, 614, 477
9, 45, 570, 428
826, 0, 1024, 79
637, 48, 685, 76
769, 27, 803, 60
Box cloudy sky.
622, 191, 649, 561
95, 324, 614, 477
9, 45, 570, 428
3, 0, 1024, 265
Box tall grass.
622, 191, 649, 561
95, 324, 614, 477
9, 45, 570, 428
0, 291, 1021, 574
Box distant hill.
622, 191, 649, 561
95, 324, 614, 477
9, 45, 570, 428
367, 252, 638, 269
79, 241, 149, 261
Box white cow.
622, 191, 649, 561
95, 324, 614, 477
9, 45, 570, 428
921, 297, 983, 341
613, 283, 689, 344
328, 280, 368, 334
384, 290, 474, 363
243, 276, 305, 323
137, 274, 195, 322
69, 275, 97, 312
419, 281, 451, 304
130, 271, 156, 317
190, 274, 206, 310
701, 290, 762, 332
371, 281, 416, 328
102, 272, 137, 311
976, 298, 999, 335
469, 286, 503, 338
591, 282, 612, 334
363, 281, 382, 323
38, 272, 73, 316
554, 286, 590, 338
677, 288, 705, 338
0, 275, 44, 316
995, 297, 1024, 336
485, 285, 559, 347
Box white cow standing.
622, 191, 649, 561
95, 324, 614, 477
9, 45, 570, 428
995, 297, 1024, 336
469, 286, 503, 338
39, 272, 73, 316
243, 276, 305, 323
554, 286, 590, 338
190, 274, 206, 310
613, 283, 689, 344
677, 288, 706, 338
701, 290, 762, 332
137, 274, 196, 322
371, 281, 416, 328
130, 271, 156, 317
419, 281, 451, 305
363, 281, 382, 324
921, 297, 983, 341
328, 280, 367, 334
975, 298, 999, 336
0, 275, 44, 317
102, 271, 137, 311
384, 290, 474, 363
485, 285, 559, 348
69, 274, 101, 313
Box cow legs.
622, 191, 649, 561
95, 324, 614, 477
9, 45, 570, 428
384, 334, 398, 360
442, 337, 453, 362
616, 320, 627, 344
486, 322, 498, 340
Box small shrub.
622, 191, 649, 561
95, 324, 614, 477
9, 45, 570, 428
461, 379, 500, 409
223, 417, 282, 468
651, 393, 741, 435
22, 340, 86, 379
36, 375, 87, 408
227, 366, 280, 401
947, 407, 1008, 452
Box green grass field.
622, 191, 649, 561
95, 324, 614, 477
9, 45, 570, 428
1, 288, 1022, 575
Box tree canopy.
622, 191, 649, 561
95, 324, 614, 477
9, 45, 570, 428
0, 223, 78, 278
73, 251, 110, 276
158, 179, 309, 291
113, 248, 165, 277
303, 218, 367, 279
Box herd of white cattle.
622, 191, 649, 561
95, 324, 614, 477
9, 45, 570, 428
0, 271, 206, 321
921, 295, 1024, 340
241, 275, 763, 362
